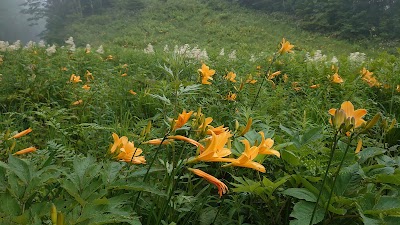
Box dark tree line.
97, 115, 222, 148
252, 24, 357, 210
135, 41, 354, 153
21, 0, 144, 44
232, 0, 400, 40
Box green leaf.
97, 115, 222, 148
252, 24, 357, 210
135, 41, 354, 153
358, 147, 386, 164
300, 126, 324, 145
281, 149, 300, 166
282, 188, 317, 202
289, 201, 324, 225
110, 182, 167, 197
149, 94, 171, 105
0, 155, 32, 184
373, 196, 400, 212
375, 172, 400, 186
61, 179, 87, 206
385, 128, 400, 147
0, 192, 21, 216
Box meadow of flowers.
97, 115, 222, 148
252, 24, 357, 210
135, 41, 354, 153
0, 37, 399, 225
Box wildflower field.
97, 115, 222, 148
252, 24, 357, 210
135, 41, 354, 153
1, 1, 400, 223
0, 35, 399, 225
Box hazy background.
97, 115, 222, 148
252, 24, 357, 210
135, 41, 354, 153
0, 0, 46, 43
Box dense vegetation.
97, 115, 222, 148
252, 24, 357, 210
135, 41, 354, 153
1, 0, 400, 224
233, 0, 400, 42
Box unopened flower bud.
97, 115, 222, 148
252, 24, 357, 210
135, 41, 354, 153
333, 109, 346, 130
364, 113, 381, 130
51, 204, 57, 225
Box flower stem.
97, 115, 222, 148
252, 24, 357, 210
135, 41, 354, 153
309, 131, 339, 225
250, 54, 277, 110
133, 131, 170, 209
324, 133, 355, 217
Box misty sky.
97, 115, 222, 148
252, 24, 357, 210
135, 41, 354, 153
0, 0, 46, 43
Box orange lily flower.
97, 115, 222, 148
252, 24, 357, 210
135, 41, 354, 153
10, 128, 32, 139
206, 125, 229, 135
332, 73, 343, 84
72, 100, 83, 105
13, 146, 37, 155
70, 74, 82, 83
82, 84, 90, 90
310, 84, 320, 89
111, 134, 145, 164
328, 101, 367, 129
144, 138, 174, 145
110, 133, 128, 153
278, 38, 294, 54
223, 139, 266, 173
258, 132, 280, 157
167, 135, 204, 150
173, 110, 193, 130
224, 72, 237, 82
188, 168, 228, 197
188, 131, 232, 163
226, 92, 237, 101
198, 63, 215, 85
267, 71, 281, 80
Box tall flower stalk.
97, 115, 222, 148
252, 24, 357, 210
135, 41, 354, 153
251, 38, 294, 110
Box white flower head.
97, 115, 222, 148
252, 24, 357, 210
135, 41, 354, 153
331, 56, 338, 64
46, 44, 57, 56
163, 44, 169, 52
219, 48, 225, 56
228, 50, 237, 61
348, 52, 366, 64
0, 41, 9, 52
249, 54, 257, 62
65, 37, 75, 52
7, 40, 21, 51
144, 43, 155, 54
38, 40, 46, 48
24, 41, 36, 49
96, 45, 104, 54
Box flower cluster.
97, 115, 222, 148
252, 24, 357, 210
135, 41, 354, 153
110, 133, 146, 164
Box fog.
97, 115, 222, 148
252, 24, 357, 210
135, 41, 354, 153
0, 0, 46, 43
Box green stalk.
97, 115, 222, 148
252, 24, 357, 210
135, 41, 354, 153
250, 54, 278, 110
133, 132, 170, 209
309, 131, 340, 225
324, 133, 355, 216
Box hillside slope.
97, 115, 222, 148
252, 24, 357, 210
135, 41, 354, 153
63, 0, 367, 57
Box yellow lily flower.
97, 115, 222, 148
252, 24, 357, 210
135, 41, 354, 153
110, 133, 128, 153
167, 135, 204, 150
278, 38, 294, 54
144, 138, 174, 145
188, 131, 232, 163
223, 139, 266, 173
258, 132, 280, 157
226, 92, 237, 101
70, 74, 82, 83
188, 168, 228, 197
113, 135, 145, 164
206, 125, 229, 135
267, 71, 281, 80
224, 72, 237, 82
328, 101, 367, 129
72, 100, 83, 105
82, 84, 90, 90
198, 63, 215, 85
173, 110, 193, 130
332, 73, 343, 84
